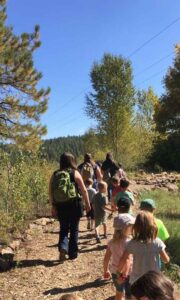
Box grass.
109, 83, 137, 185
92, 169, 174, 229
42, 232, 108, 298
139, 189, 180, 283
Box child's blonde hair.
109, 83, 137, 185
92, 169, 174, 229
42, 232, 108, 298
85, 178, 93, 187
133, 211, 158, 242
98, 181, 107, 194
112, 228, 127, 242
59, 294, 83, 300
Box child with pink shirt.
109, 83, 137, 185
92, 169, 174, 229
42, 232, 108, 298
103, 214, 135, 300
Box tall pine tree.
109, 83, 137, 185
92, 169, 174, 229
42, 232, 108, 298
0, 0, 50, 150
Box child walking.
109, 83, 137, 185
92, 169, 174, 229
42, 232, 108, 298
85, 178, 97, 230
103, 214, 135, 300
140, 199, 169, 242
117, 211, 170, 286
92, 181, 111, 243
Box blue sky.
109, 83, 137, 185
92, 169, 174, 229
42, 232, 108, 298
7, 0, 180, 139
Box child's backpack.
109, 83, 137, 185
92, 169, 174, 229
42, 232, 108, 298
52, 170, 78, 204
81, 162, 94, 182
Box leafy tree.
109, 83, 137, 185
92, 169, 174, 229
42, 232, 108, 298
155, 45, 180, 134
85, 53, 135, 160
0, 0, 50, 149
131, 87, 159, 167
82, 128, 107, 161
136, 87, 159, 130
149, 46, 180, 171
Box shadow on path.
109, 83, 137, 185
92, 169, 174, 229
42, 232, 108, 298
13, 259, 60, 269
43, 278, 110, 296
79, 245, 106, 253
46, 243, 59, 248
79, 233, 94, 240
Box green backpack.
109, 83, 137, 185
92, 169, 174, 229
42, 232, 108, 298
52, 170, 78, 204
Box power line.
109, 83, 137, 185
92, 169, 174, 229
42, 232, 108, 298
134, 52, 173, 77
48, 114, 84, 134
47, 51, 173, 123
47, 89, 87, 119
128, 16, 180, 58
136, 67, 167, 86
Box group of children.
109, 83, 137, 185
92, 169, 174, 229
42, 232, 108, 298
82, 171, 173, 300
56, 160, 175, 300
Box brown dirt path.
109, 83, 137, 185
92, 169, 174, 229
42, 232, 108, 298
0, 217, 115, 300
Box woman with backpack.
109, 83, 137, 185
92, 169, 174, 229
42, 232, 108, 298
49, 152, 91, 262
78, 153, 102, 188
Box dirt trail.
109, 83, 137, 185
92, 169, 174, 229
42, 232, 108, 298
0, 217, 115, 300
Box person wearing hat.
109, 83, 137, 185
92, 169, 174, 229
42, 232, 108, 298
140, 199, 169, 241
117, 197, 132, 214
103, 214, 135, 300
112, 179, 134, 212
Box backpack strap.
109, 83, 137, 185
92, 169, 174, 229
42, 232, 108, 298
69, 169, 81, 197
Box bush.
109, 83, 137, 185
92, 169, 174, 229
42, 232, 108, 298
0, 149, 54, 243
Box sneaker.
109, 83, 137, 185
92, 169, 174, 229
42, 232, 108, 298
96, 236, 101, 243
59, 249, 67, 262
69, 253, 78, 260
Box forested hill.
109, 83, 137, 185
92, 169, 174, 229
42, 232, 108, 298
42, 136, 84, 162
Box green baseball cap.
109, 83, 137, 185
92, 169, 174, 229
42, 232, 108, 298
140, 199, 156, 210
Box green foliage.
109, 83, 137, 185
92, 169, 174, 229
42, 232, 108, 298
155, 45, 180, 134
85, 54, 159, 169
42, 135, 85, 162
82, 128, 107, 160
148, 134, 180, 171
86, 53, 135, 158
0, 149, 53, 243
150, 46, 180, 171
0, 0, 50, 150
135, 87, 158, 130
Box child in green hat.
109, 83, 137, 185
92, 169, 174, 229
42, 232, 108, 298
140, 199, 169, 241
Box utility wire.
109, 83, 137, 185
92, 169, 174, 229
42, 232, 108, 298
46, 15, 180, 129
47, 89, 87, 119
48, 66, 169, 135
134, 52, 173, 77
47, 50, 173, 123
136, 67, 167, 86
128, 16, 180, 58
49, 114, 83, 134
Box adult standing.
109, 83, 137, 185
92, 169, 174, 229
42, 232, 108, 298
49, 152, 90, 261
78, 153, 102, 188
101, 152, 119, 199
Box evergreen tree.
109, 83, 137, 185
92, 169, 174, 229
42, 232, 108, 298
0, 0, 50, 150
42, 136, 84, 162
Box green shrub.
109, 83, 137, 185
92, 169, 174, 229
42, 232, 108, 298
0, 149, 54, 243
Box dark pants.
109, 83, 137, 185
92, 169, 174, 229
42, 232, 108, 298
56, 198, 83, 259
108, 182, 113, 201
